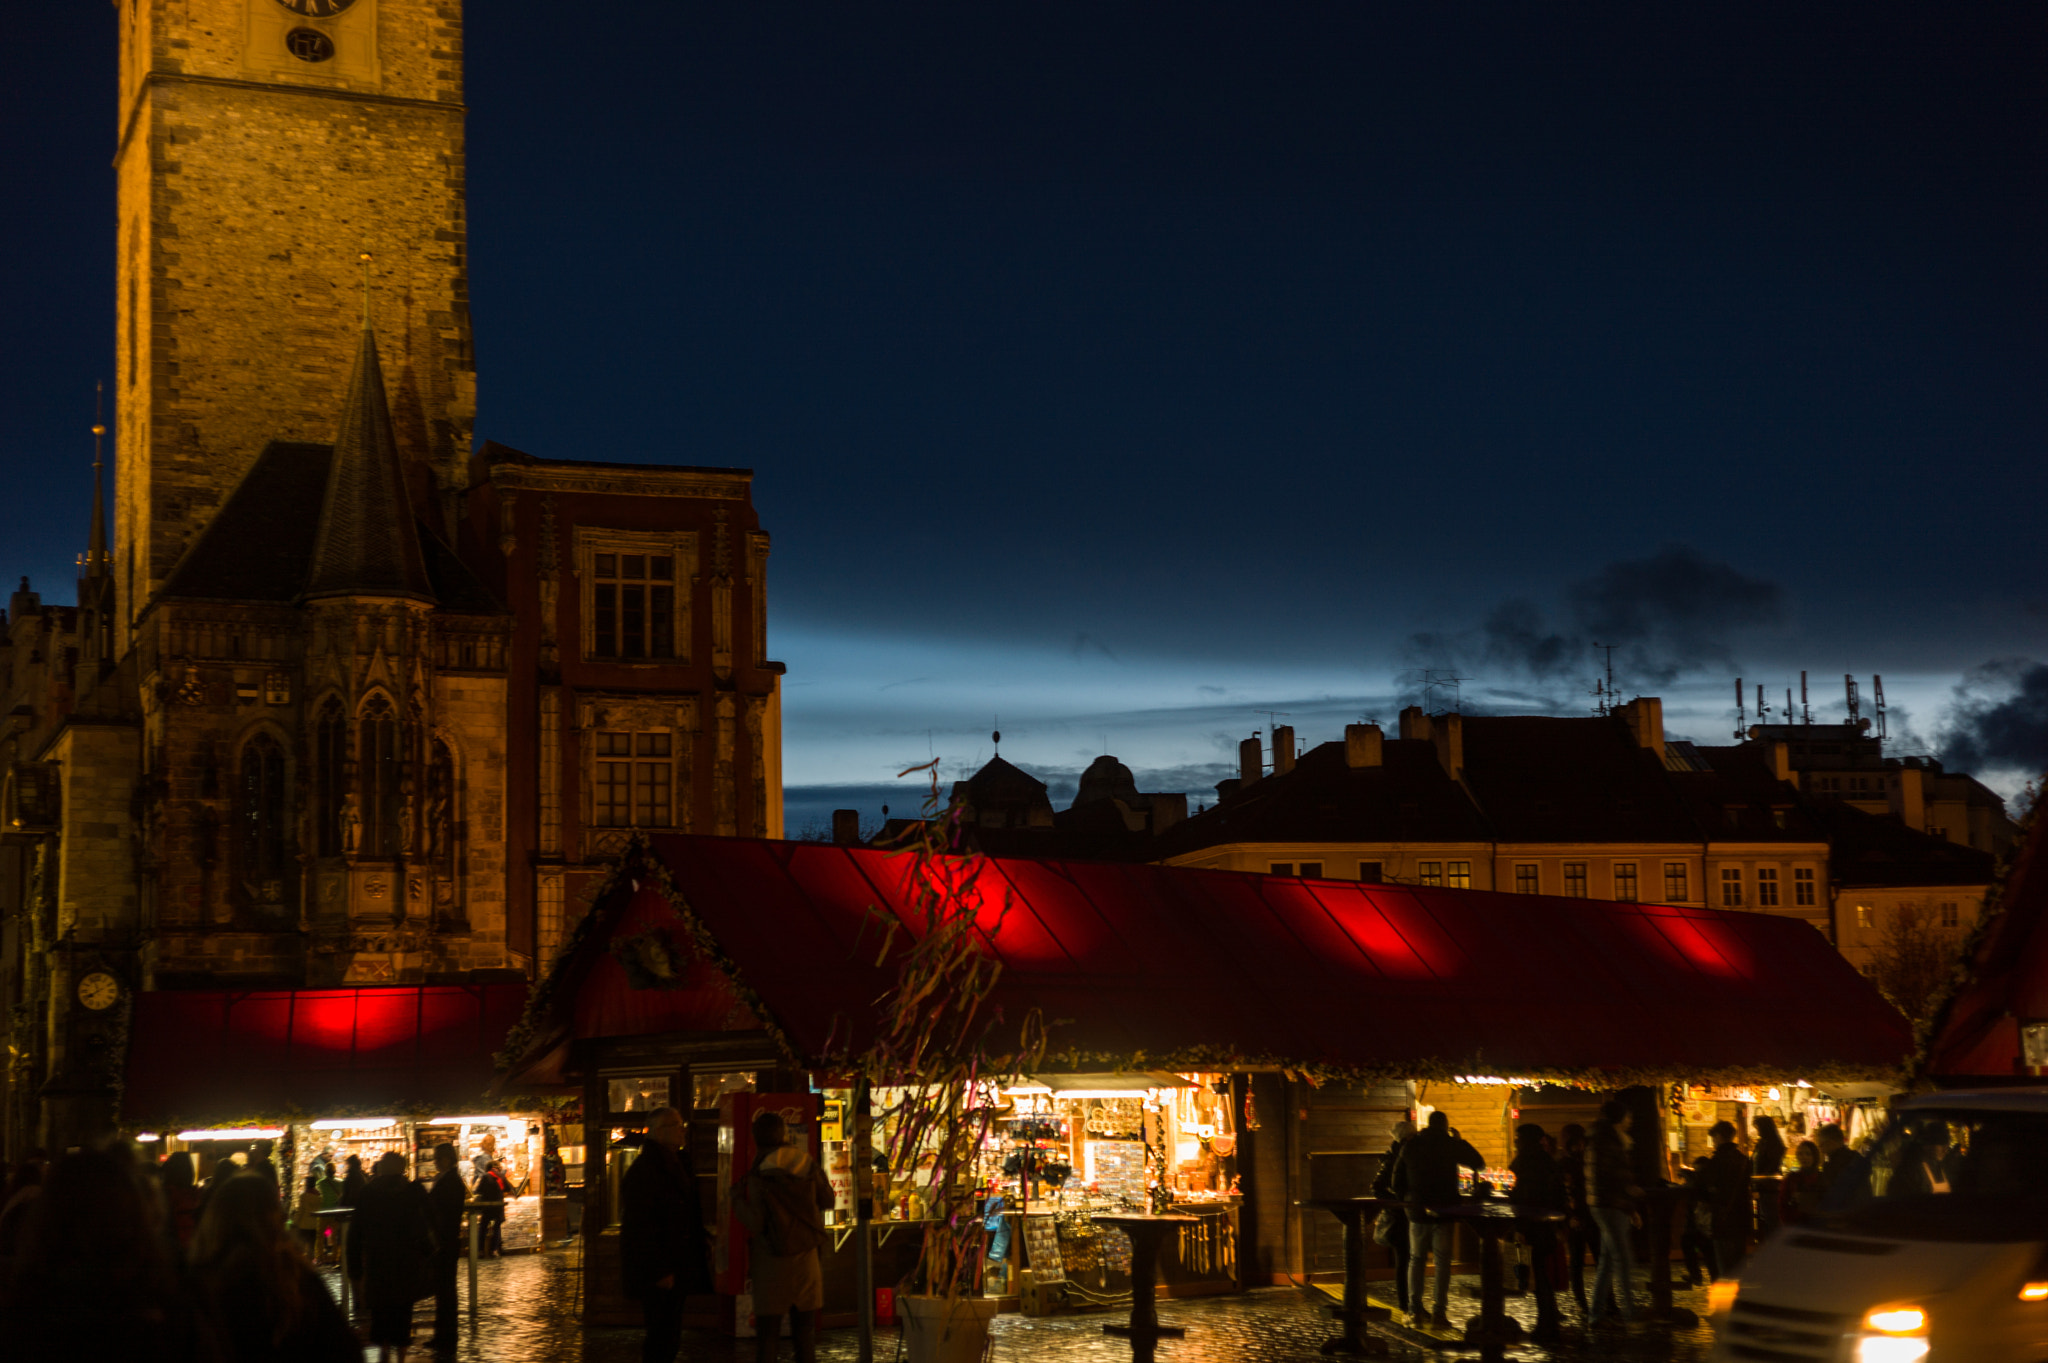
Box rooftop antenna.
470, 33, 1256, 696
1590, 643, 1618, 716
1734, 677, 1747, 740
1786, 686, 1794, 733
1801, 671, 1811, 726
82, 381, 109, 578
1756, 683, 1772, 726
358, 251, 373, 328
991, 717, 1000, 755
1845, 674, 1861, 728
1873, 675, 1887, 744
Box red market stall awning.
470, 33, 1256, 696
124, 983, 528, 1126
1924, 813, 2048, 1080
504, 835, 1910, 1088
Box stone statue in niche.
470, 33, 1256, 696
341, 790, 361, 855
398, 770, 417, 855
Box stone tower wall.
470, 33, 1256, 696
114, 0, 474, 618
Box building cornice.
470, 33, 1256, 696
488, 465, 752, 501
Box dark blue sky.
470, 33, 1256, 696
7, 3, 2046, 826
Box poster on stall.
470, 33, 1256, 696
1022, 1214, 1064, 1284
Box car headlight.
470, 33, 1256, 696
2021, 1281, 2048, 1302
1856, 1304, 1929, 1363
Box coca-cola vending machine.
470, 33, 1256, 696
714, 1090, 821, 1298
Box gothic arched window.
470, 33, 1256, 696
239, 733, 288, 882
359, 696, 402, 857
315, 700, 347, 857
427, 738, 458, 869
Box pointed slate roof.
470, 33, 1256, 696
302, 327, 436, 603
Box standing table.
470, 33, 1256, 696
312, 1208, 354, 1317
1302, 1196, 1403, 1355
1092, 1213, 1198, 1362
1424, 1201, 1565, 1363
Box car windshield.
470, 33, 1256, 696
1846, 1108, 2048, 1202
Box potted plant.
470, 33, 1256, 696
844, 761, 1047, 1363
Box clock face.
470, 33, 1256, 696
78, 971, 120, 1011
277, 0, 357, 16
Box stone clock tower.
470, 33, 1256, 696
114, 0, 475, 627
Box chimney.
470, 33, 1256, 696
1344, 723, 1383, 768
831, 809, 861, 845
1619, 697, 1666, 765
1891, 764, 1926, 831
1272, 725, 1296, 775
1238, 734, 1263, 786
1398, 706, 1432, 743
1433, 712, 1464, 781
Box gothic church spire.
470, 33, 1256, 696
303, 325, 436, 603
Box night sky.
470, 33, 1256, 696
6, 3, 2046, 830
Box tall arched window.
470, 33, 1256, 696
315, 700, 347, 857
427, 738, 458, 870
359, 695, 402, 857
239, 733, 288, 883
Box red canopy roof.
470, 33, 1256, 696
1924, 814, 2048, 1079
506, 835, 1909, 1086
125, 984, 527, 1125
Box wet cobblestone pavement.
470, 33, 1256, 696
321, 1248, 1718, 1363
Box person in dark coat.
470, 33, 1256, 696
1370, 1120, 1417, 1315
1677, 1156, 1719, 1284
1556, 1123, 1596, 1315
348, 1151, 436, 1361
620, 1106, 712, 1363
1392, 1110, 1485, 1330
1777, 1140, 1825, 1226
425, 1144, 466, 1351
188, 1173, 359, 1363
160, 1152, 203, 1255
1703, 1121, 1753, 1279
737, 1111, 834, 1363
339, 1156, 366, 1208
471, 1158, 505, 1257
0, 1145, 214, 1363
1508, 1124, 1565, 1343
1585, 1101, 1639, 1325
1750, 1114, 1787, 1235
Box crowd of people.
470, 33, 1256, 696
1372, 1104, 1854, 1341
0, 1139, 519, 1363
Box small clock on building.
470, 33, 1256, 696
77, 972, 121, 1011
276, 0, 358, 15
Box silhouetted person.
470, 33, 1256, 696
1814, 1123, 1855, 1204
0, 1155, 48, 1266
1703, 1121, 1752, 1278
1777, 1140, 1824, 1226
1508, 1124, 1564, 1344
0, 1145, 211, 1363
1393, 1109, 1485, 1330
426, 1144, 465, 1351
620, 1107, 711, 1363
1751, 1115, 1785, 1176
471, 1157, 505, 1257
189, 1174, 357, 1363
161, 1151, 203, 1254
1585, 1101, 1639, 1324
349, 1151, 435, 1362
1677, 1155, 1719, 1284
738, 1111, 834, 1363
1370, 1120, 1416, 1314
339, 1155, 366, 1209
1557, 1123, 1596, 1314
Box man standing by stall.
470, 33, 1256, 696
621, 1107, 712, 1363
427, 1143, 466, 1351
1394, 1110, 1486, 1330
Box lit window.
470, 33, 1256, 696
1721, 866, 1744, 908
1939, 902, 1959, 928
1446, 861, 1471, 890
1664, 862, 1689, 903
1613, 862, 1638, 901
1268, 862, 1294, 877
593, 731, 674, 828
1298, 861, 1324, 879
1417, 861, 1443, 887
1757, 866, 1780, 907
1357, 861, 1383, 883
1563, 863, 1588, 898
1856, 904, 1875, 930
1794, 867, 1816, 906
1514, 864, 1539, 894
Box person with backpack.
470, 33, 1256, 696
619, 1107, 712, 1363
737, 1110, 834, 1363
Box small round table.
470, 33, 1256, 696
1302, 1196, 1403, 1355
1424, 1201, 1565, 1363
1092, 1213, 1198, 1361
312, 1209, 354, 1316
